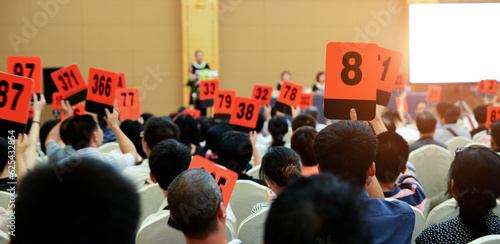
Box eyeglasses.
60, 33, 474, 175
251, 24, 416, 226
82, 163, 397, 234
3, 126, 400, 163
140, 131, 144, 138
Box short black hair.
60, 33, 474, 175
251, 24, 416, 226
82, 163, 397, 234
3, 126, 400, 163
143, 117, 180, 150
268, 116, 289, 148
490, 121, 500, 147
198, 117, 215, 142
381, 115, 396, 133
416, 111, 437, 134
60, 118, 72, 145
291, 114, 316, 132
65, 115, 99, 150
149, 139, 192, 190
303, 106, 319, 120
374, 132, 409, 184
120, 120, 146, 159
473, 105, 488, 124
167, 168, 223, 240
205, 123, 232, 153
442, 105, 461, 124
313, 121, 378, 187
254, 112, 265, 133
265, 174, 371, 244
13, 157, 140, 244
260, 146, 302, 187
217, 131, 252, 174
436, 102, 453, 118
140, 112, 154, 124
40, 120, 57, 153
291, 126, 317, 167
174, 114, 199, 147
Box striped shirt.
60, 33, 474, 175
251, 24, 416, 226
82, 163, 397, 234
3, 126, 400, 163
384, 175, 427, 213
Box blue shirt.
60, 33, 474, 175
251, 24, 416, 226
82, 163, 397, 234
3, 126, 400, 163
359, 191, 415, 244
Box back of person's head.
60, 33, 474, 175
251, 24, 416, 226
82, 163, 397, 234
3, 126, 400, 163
381, 115, 396, 133
149, 139, 191, 190
260, 146, 302, 187
205, 123, 232, 153
303, 106, 319, 121
0, 137, 8, 173
385, 108, 402, 124
265, 174, 371, 244
491, 121, 500, 147
217, 131, 252, 174
174, 114, 199, 147
120, 120, 146, 159
436, 102, 453, 118
448, 145, 500, 235
443, 105, 461, 124
268, 116, 289, 148
97, 114, 108, 129
65, 115, 99, 150
313, 121, 378, 187
167, 168, 224, 240
473, 105, 488, 125
198, 117, 214, 142
416, 111, 437, 134
316, 71, 325, 82
40, 120, 57, 153
60, 117, 72, 145
140, 112, 153, 124
254, 112, 265, 133
291, 114, 316, 132
374, 132, 409, 184
14, 157, 140, 244
143, 117, 180, 149
291, 126, 318, 167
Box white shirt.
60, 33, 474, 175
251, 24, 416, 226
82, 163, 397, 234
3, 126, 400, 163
58, 147, 135, 172
122, 159, 153, 189
396, 127, 420, 143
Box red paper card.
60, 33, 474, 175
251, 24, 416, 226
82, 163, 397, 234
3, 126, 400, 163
299, 93, 313, 109
52, 92, 63, 111
7, 56, 42, 94
229, 97, 260, 133
116, 87, 141, 121
324, 42, 378, 120
426, 85, 442, 104
483, 79, 498, 95
214, 90, 236, 119
199, 79, 220, 108
0, 72, 34, 133
394, 72, 406, 91
252, 84, 273, 106
377, 47, 403, 106
85, 67, 118, 114
486, 106, 500, 129
117, 73, 126, 89
50, 64, 87, 105
188, 155, 238, 208
60, 103, 86, 120
395, 95, 408, 113
275, 80, 303, 115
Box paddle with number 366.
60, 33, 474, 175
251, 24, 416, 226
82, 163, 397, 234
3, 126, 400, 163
229, 97, 261, 133
85, 68, 118, 114
0, 72, 34, 137
50, 64, 87, 105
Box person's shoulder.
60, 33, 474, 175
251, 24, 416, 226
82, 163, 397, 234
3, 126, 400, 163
228, 239, 242, 244
139, 210, 170, 230
365, 197, 414, 215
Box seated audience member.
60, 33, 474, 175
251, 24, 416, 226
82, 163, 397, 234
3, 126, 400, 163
416, 145, 500, 244
253, 113, 271, 159
303, 106, 327, 131
198, 117, 215, 146
268, 116, 289, 149
410, 111, 447, 152
386, 108, 420, 142
251, 147, 302, 214
39, 120, 57, 154
490, 121, 500, 152
291, 114, 316, 132
168, 169, 242, 244
50, 109, 139, 171
313, 121, 415, 244
290, 126, 319, 176
311, 71, 325, 95
471, 105, 488, 137
174, 114, 204, 156
13, 157, 140, 244
120, 120, 147, 159
217, 131, 262, 184
375, 132, 427, 212
139, 112, 153, 125
122, 117, 180, 189
434, 104, 471, 144
98, 114, 116, 143
204, 123, 232, 161
265, 174, 372, 244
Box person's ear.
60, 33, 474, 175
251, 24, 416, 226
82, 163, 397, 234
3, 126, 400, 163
217, 202, 227, 221
451, 179, 459, 200
401, 165, 408, 175
91, 131, 99, 144
142, 138, 151, 155
440, 118, 446, 125
367, 162, 376, 177
150, 172, 157, 184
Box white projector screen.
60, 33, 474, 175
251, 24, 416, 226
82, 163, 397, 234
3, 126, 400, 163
409, 3, 500, 84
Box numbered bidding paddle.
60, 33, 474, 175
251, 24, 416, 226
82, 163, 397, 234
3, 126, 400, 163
394, 72, 406, 92
483, 79, 498, 98
0, 72, 34, 136
324, 42, 378, 120
376, 47, 403, 106
214, 90, 236, 121
52, 92, 63, 112
275, 80, 303, 116
199, 79, 219, 108
476, 80, 486, 96
229, 97, 261, 133
486, 106, 500, 129
50, 64, 87, 105
117, 73, 126, 89
395, 95, 408, 113
7, 56, 42, 94
188, 155, 238, 208
85, 68, 118, 114
60, 103, 86, 120
299, 93, 313, 109
252, 84, 273, 106
426, 85, 442, 105
116, 87, 141, 121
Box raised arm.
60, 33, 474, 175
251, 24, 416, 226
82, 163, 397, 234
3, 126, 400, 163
369, 105, 388, 135
249, 131, 262, 166
44, 100, 73, 147
26, 94, 46, 168
16, 133, 29, 183
104, 108, 138, 162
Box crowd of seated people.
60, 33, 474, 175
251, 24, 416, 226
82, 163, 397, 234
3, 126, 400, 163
3, 91, 500, 244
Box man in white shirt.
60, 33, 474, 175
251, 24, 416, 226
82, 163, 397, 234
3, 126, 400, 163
47, 108, 138, 172
122, 117, 180, 189
434, 104, 471, 144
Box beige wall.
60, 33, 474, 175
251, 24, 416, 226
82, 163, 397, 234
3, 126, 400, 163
0, 0, 182, 121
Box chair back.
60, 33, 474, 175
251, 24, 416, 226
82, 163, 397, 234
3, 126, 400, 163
0, 191, 10, 209
444, 136, 472, 154
385, 198, 425, 244
246, 165, 261, 179
0, 230, 9, 244
237, 207, 270, 244
469, 235, 500, 244
472, 130, 487, 142
229, 180, 267, 226
138, 184, 165, 226
97, 142, 120, 153
426, 198, 500, 227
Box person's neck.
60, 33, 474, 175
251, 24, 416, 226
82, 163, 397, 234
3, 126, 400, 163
420, 132, 434, 138
379, 181, 396, 192
478, 123, 486, 128
186, 228, 227, 244
395, 121, 405, 129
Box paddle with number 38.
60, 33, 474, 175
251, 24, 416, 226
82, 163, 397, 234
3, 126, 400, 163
0, 72, 34, 137
50, 64, 87, 105
229, 97, 261, 133
486, 106, 500, 129
85, 68, 118, 114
